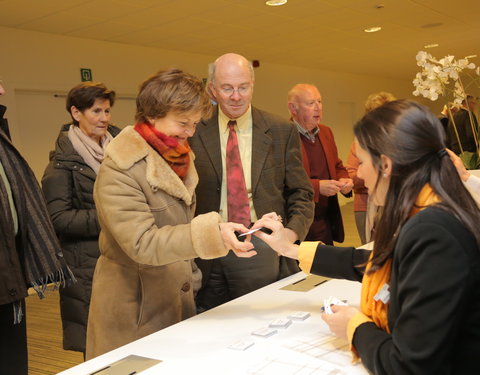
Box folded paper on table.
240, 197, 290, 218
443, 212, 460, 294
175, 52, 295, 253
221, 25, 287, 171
280, 274, 330, 292
89, 354, 161, 375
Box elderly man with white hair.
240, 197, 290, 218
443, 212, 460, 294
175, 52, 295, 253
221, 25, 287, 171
287, 83, 353, 245
190, 53, 314, 312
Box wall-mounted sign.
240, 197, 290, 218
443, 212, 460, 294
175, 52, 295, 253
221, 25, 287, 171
80, 68, 92, 82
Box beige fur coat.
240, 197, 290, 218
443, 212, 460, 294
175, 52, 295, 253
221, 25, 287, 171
86, 126, 227, 359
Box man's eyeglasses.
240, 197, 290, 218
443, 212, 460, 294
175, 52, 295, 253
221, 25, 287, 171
217, 85, 252, 96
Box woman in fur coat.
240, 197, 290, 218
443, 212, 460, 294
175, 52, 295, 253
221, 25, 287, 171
86, 69, 255, 359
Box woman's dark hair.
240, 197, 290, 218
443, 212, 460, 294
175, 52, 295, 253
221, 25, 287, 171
354, 99, 480, 272
66, 82, 116, 125
135, 68, 212, 123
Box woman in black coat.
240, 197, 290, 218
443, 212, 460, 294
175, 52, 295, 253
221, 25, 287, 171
254, 100, 480, 374
42, 83, 120, 355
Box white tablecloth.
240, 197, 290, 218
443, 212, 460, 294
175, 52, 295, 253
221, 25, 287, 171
58, 272, 367, 375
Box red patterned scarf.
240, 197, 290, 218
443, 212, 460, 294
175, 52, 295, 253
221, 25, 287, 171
134, 123, 191, 179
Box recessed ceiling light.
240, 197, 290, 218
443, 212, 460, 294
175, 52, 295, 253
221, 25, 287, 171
424, 43, 439, 48
364, 26, 382, 33
266, 0, 287, 6
465, 55, 477, 59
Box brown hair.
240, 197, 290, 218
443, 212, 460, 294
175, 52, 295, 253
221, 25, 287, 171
354, 99, 480, 272
135, 69, 212, 123
66, 82, 115, 125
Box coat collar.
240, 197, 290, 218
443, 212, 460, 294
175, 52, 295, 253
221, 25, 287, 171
105, 126, 198, 205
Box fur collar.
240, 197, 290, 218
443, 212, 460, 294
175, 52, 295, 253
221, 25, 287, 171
105, 126, 198, 205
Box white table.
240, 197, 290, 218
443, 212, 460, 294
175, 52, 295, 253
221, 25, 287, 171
58, 273, 367, 375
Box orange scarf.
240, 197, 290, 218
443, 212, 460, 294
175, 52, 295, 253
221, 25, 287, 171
134, 123, 191, 179
359, 184, 441, 332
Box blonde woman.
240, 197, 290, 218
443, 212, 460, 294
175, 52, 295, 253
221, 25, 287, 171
345, 92, 396, 243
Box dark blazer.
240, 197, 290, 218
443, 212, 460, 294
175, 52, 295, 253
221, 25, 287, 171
190, 106, 314, 282
300, 124, 351, 242
191, 106, 313, 236
310, 207, 480, 374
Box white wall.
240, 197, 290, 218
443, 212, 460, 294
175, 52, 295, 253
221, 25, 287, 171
1, 26, 420, 187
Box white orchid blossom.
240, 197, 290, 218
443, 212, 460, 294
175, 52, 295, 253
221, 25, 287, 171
412, 51, 479, 104
413, 51, 480, 169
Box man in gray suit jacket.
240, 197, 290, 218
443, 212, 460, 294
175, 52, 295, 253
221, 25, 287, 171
190, 53, 314, 311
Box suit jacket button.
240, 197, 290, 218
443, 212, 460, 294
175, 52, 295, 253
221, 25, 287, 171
9, 288, 17, 296
181, 282, 190, 292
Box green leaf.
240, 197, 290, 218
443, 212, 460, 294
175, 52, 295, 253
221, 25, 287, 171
459, 151, 480, 170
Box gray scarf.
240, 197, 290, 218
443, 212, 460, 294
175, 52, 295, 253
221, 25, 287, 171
0, 130, 76, 323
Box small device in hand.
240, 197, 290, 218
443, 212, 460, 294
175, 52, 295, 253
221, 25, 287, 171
235, 227, 272, 241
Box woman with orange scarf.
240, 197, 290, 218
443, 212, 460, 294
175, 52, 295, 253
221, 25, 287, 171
86, 69, 256, 359
254, 100, 480, 374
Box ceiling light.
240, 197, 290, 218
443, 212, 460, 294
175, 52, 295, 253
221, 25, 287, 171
465, 55, 477, 59
424, 43, 439, 48
266, 0, 287, 6
364, 26, 382, 33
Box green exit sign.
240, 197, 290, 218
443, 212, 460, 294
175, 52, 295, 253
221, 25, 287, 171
80, 68, 92, 82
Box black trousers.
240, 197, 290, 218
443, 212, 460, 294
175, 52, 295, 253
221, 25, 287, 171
0, 299, 28, 375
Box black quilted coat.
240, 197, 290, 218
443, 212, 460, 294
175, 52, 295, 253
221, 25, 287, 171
41, 123, 121, 352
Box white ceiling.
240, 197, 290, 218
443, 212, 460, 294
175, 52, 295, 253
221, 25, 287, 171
1, 0, 478, 80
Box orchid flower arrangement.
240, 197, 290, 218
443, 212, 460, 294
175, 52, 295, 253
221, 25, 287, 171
413, 51, 480, 168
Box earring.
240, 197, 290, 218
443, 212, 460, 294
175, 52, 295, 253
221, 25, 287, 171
383, 173, 387, 178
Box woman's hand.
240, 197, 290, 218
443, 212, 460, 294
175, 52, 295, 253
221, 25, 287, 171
321, 305, 359, 340
251, 212, 299, 259
219, 222, 257, 258
447, 148, 470, 182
